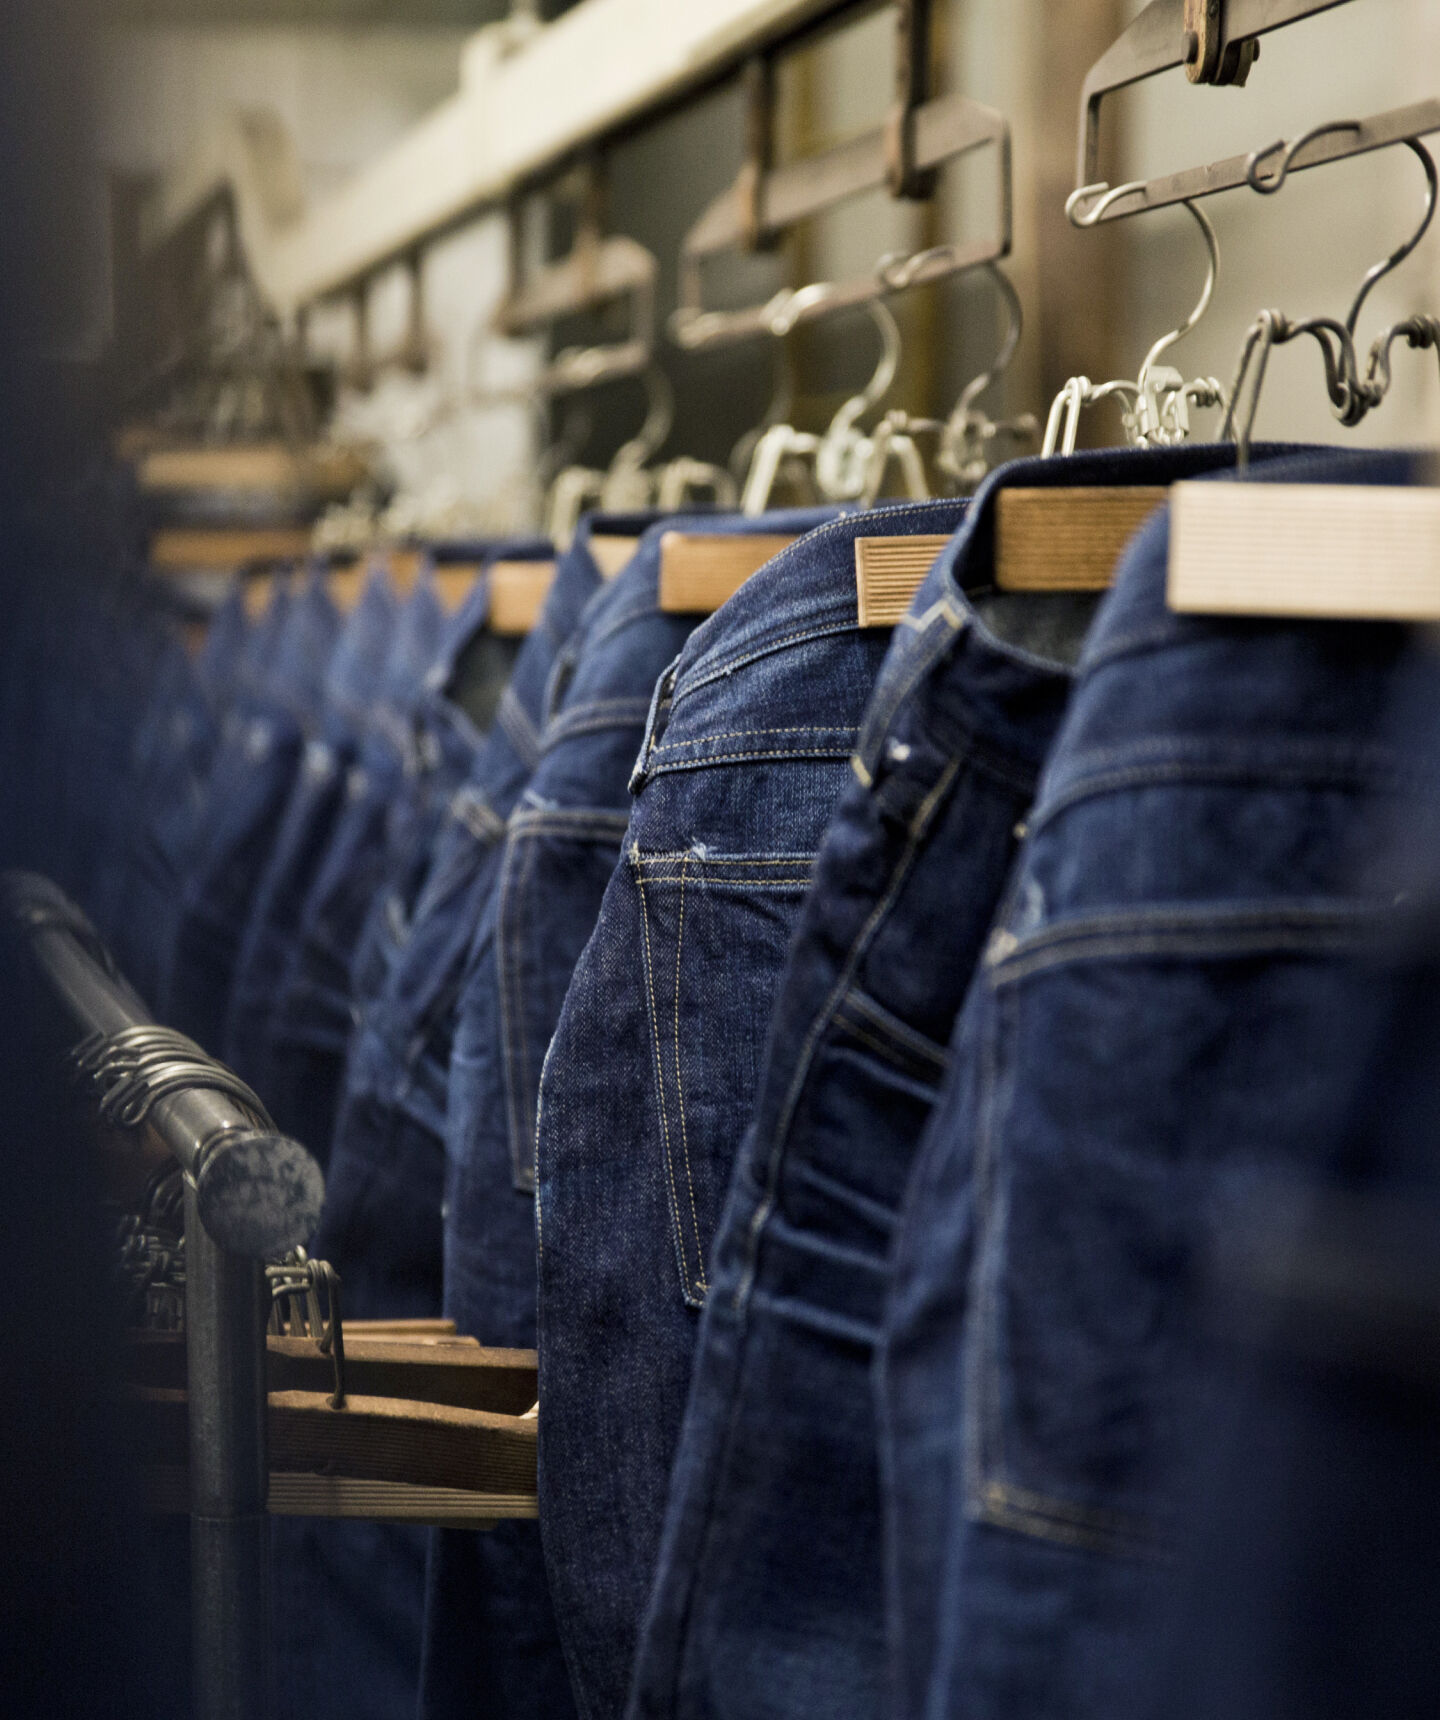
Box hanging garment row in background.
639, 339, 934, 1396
14, 441, 1440, 1720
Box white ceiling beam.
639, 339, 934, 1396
146, 0, 849, 316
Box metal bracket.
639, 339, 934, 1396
492, 162, 657, 395
885, 0, 940, 200
1075, 0, 1359, 217
673, 93, 1009, 349
1182, 0, 1260, 86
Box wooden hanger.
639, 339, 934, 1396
657, 532, 798, 613
589, 534, 643, 579
488, 559, 558, 634
1169, 473, 1440, 619
852, 488, 1167, 624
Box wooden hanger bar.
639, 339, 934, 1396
151, 526, 311, 574
488, 559, 558, 634
433, 563, 480, 613
589, 534, 642, 579
995, 488, 1167, 591
123, 1328, 538, 1415
137, 443, 369, 498
854, 536, 953, 626
142, 1466, 537, 1528
658, 532, 797, 613
853, 488, 1169, 623
1169, 480, 1440, 619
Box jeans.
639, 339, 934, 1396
534, 499, 1011, 1720
262, 572, 448, 1153
877, 447, 1427, 1720
161, 572, 339, 1054
1150, 637, 1440, 1720
223, 568, 397, 1094
111, 584, 251, 1005
277, 529, 608, 1720
422, 507, 838, 1720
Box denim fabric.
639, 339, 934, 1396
878, 446, 1428, 1720
263, 573, 448, 1151
422, 507, 838, 1720
117, 584, 249, 1003
535, 499, 1021, 1720
161, 570, 339, 1053
1150, 648, 1440, 1720
276, 530, 609, 1720
223, 567, 397, 1094
625, 459, 1174, 1718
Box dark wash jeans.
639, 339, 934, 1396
533, 500, 1011, 1720
162, 572, 340, 1054
1150, 637, 1440, 1720
116, 585, 249, 1006
878, 447, 1428, 1720
276, 528, 616, 1720
223, 568, 397, 1095
263, 574, 448, 1152
627, 456, 1182, 1719
421, 507, 837, 1720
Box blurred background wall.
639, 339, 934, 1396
95, 0, 1440, 529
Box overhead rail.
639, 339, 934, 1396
143, 0, 860, 318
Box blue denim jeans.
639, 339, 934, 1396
109, 584, 250, 1005
877, 446, 1427, 1720
1149, 630, 1440, 1720
535, 499, 1022, 1720
223, 569, 397, 1094
422, 507, 838, 1720
262, 573, 448, 1153
161, 572, 339, 1054
277, 530, 610, 1720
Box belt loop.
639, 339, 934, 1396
854, 597, 964, 786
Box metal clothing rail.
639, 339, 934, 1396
144, 0, 859, 318
2, 872, 324, 1720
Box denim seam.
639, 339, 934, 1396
634, 860, 704, 1308
645, 746, 857, 775
496, 685, 543, 768
1033, 753, 1420, 834
508, 810, 632, 839
838, 988, 950, 1072
833, 1014, 946, 1081
988, 899, 1391, 984
736, 754, 963, 1312
669, 616, 863, 707
652, 725, 857, 752
673, 854, 708, 1296
973, 1480, 1159, 1559
497, 829, 538, 1189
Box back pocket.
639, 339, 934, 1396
631, 847, 816, 1308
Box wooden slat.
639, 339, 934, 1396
151, 527, 312, 573
853, 536, 953, 626
1169, 481, 1440, 620
488, 560, 557, 634
995, 487, 1166, 591
125, 1386, 538, 1497
142, 1466, 537, 1528
589, 535, 642, 579
122, 1330, 538, 1415
138, 444, 370, 498
658, 533, 797, 614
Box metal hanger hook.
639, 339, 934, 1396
1245, 121, 1363, 195
952, 263, 1024, 418
1345, 138, 1438, 337
1137, 199, 1222, 385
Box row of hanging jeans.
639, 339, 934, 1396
21, 441, 1440, 1720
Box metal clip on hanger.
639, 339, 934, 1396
1049, 184, 1226, 455
934, 262, 1038, 491
1224, 126, 1440, 464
